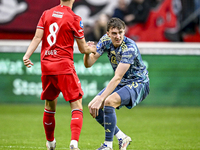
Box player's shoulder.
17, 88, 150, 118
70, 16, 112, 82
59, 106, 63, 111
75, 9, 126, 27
122, 36, 138, 52
124, 36, 136, 45
41, 5, 59, 17
97, 34, 111, 50
100, 34, 111, 43
124, 36, 137, 47
71, 13, 82, 22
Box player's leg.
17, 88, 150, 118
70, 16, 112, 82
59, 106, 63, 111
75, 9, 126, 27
95, 89, 121, 135
96, 93, 121, 150
41, 75, 60, 150
114, 86, 136, 150
100, 86, 133, 150
95, 108, 123, 145
58, 73, 83, 150
95, 109, 120, 133
94, 88, 125, 150
115, 82, 150, 150
44, 99, 57, 150
69, 98, 83, 150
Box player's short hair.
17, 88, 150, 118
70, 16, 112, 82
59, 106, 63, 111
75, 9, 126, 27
107, 18, 125, 32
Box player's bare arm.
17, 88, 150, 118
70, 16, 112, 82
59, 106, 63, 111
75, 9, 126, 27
89, 63, 130, 118
83, 51, 100, 68
76, 38, 96, 54
23, 29, 43, 68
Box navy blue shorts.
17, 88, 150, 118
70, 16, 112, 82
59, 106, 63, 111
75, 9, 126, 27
98, 82, 149, 109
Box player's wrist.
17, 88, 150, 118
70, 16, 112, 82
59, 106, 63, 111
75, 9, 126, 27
99, 96, 105, 103
23, 55, 30, 60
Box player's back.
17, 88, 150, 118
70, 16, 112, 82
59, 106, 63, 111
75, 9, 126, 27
37, 5, 84, 75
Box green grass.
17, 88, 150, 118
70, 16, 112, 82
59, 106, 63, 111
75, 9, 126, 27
0, 104, 200, 150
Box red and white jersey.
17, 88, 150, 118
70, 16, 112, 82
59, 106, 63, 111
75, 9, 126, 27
37, 5, 84, 75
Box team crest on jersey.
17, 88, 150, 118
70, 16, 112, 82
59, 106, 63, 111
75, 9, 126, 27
80, 20, 84, 28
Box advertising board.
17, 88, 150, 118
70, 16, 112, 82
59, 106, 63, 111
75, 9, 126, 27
0, 52, 199, 106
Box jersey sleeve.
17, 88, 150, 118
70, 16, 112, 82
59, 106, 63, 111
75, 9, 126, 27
37, 11, 45, 30
96, 34, 110, 55
72, 16, 84, 39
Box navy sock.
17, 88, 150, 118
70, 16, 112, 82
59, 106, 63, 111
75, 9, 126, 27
95, 108, 120, 135
95, 109, 104, 126
104, 106, 116, 141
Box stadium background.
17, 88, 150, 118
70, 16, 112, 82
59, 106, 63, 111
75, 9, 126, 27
0, 0, 200, 106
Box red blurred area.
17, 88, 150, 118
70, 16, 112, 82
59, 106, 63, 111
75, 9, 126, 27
0, 0, 199, 42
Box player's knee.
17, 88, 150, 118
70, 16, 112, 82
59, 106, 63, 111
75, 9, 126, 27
70, 99, 83, 110
45, 99, 56, 111
104, 95, 121, 108
104, 98, 114, 107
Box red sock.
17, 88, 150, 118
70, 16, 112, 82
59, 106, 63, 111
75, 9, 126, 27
70, 109, 83, 141
43, 109, 55, 141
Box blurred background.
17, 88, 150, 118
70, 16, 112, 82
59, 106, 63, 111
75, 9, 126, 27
0, 0, 200, 106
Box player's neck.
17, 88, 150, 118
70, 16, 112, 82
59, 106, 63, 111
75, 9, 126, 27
60, 1, 73, 9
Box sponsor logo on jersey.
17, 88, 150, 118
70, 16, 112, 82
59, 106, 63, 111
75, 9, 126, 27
80, 20, 83, 28
52, 11, 64, 18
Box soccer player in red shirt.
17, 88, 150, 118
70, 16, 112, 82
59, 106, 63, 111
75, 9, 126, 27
23, 0, 96, 150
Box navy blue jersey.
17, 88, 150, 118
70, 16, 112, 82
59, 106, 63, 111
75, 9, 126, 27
96, 34, 149, 86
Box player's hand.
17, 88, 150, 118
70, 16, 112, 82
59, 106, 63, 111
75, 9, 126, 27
88, 96, 104, 118
87, 41, 96, 54
87, 41, 95, 46
23, 57, 34, 68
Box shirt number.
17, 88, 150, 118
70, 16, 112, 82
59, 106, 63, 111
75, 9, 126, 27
47, 22, 59, 46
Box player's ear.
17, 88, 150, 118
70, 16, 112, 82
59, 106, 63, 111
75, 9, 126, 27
106, 31, 110, 37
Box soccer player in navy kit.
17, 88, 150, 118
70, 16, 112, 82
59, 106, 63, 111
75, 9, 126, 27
84, 18, 150, 150
23, 0, 96, 150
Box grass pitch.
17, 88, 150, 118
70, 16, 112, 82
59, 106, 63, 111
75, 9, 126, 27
0, 104, 200, 150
